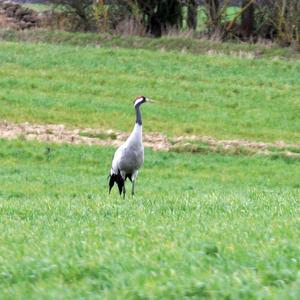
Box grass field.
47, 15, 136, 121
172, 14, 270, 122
0, 139, 299, 299
0, 41, 300, 142
0, 34, 300, 299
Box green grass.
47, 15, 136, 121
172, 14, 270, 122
2, 29, 300, 59
0, 41, 299, 143
79, 131, 117, 140
22, 3, 51, 12
0, 139, 299, 299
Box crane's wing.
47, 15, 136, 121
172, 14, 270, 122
110, 143, 126, 175
108, 144, 127, 195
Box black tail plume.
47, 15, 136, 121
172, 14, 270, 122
109, 173, 124, 195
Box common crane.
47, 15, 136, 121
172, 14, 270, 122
108, 96, 154, 198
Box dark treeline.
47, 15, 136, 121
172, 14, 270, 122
44, 0, 300, 46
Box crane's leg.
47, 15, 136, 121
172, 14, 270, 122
120, 170, 126, 199
131, 180, 135, 196
131, 170, 138, 197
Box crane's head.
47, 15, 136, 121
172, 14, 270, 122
133, 96, 155, 107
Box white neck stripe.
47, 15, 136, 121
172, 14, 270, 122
134, 98, 144, 107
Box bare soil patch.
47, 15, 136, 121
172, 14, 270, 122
0, 121, 170, 151
1, 121, 299, 158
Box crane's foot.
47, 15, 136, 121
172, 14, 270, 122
131, 181, 135, 197
122, 185, 126, 199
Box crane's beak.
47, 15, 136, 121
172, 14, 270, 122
146, 98, 156, 103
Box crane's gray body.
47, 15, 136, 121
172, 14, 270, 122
111, 123, 144, 179
109, 96, 148, 197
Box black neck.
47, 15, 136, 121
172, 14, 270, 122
135, 105, 142, 125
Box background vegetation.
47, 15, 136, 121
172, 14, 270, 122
3, 1, 300, 47
40, 0, 300, 47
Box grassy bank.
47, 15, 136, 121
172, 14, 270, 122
1, 29, 300, 59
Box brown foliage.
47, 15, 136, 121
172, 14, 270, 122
0, 2, 41, 30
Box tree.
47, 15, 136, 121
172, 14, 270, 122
226, 0, 256, 39
262, 0, 300, 45
205, 0, 220, 33
136, 0, 183, 37
240, 0, 255, 38
187, 0, 198, 30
